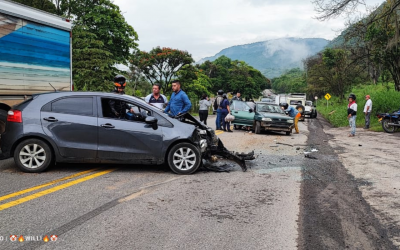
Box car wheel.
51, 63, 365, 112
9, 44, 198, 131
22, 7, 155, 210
168, 143, 201, 175
286, 131, 291, 135
255, 121, 261, 134
14, 139, 53, 173
0, 109, 7, 135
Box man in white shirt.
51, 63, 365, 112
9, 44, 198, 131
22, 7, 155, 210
363, 95, 372, 129
145, 84, 168, 110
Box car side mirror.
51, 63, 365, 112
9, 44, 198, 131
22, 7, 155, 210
145, 116, 158, 130
249, 109, 253, 113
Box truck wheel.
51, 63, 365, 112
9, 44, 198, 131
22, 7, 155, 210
0, 109, 7, 135
382, 119, 396, 133
14, 139, 53, 173
168, 143, 201, 175
255, 121, 261, 134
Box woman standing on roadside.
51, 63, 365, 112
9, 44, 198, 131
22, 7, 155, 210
347, 94, 357, 137
220, 94, 233, 132
199, 94, 211, 125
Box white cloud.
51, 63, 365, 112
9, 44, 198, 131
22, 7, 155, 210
114, 0, 385, 61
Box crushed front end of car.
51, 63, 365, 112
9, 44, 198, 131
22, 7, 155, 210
177, 113, 255, 171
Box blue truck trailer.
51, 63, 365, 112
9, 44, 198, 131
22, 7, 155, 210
0, 0, 72, 134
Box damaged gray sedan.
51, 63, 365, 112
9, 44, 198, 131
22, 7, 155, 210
1, 92, 254, 174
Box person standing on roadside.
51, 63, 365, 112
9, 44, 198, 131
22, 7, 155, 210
145, 84, 168, 110
164, 80, 192, 117
347, 94, 357, 137
230, 91, 242, 104
363, 95, 372, 129
280, 103, 300, 134
214, 90, 224, 130
199, 94, 211, 125
220, 94, 233, 132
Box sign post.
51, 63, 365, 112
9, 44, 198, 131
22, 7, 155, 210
324, 93, 331, 108
315, 96, 318, 106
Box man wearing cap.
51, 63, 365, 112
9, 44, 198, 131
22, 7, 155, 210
364, 95, 372, 129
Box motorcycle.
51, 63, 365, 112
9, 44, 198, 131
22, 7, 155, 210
376, 108, 400, 133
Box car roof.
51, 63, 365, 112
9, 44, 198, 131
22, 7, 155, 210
33, 91, 144, 101
255, 102, 278, 105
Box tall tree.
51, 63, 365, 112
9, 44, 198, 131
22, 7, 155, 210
131, 47, 195, 93
72, 25, 114, 91
71, 0, 138, 66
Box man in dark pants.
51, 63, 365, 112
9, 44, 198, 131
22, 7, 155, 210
214, 90, 224, 130
363, 95, 372, 129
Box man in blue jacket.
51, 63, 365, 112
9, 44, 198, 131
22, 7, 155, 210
164, 80, 192, 117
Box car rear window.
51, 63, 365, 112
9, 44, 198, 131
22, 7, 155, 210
42, 97, 93, 116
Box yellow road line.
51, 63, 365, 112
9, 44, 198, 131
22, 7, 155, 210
0, 169, 116, 211
215, 131, 224, 135
0, 169, 98, 202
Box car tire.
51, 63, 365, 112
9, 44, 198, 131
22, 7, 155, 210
255, 121, 261, 134
0, 109, 7, 135
286, 131, 291, 135
14, 138, 53, 173
167, 142, 201, 175
296, 105, 305, 115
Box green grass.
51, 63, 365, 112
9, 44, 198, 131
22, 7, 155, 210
316, 83, 400, 131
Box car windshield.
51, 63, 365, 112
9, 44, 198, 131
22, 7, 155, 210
289, 100, 303, 105
231, 100, 252, 111
256, 104, 283, 113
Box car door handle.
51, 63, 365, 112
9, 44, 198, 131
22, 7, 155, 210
43, 117, 58, 122
101, 123, 115, 128
234, 111, 238, 113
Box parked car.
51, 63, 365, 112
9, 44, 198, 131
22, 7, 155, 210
0, 92, 254, 174
230, 101, 294, 135
304, 100, 317, 118
230, 100, 255, 130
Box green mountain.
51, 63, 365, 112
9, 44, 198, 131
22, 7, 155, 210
197, 38, 329, 78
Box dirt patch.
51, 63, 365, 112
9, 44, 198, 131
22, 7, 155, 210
325, 121, 400, 248
298, 117, 397, 250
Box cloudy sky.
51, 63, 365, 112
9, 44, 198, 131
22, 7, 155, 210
114, 0, 384, 61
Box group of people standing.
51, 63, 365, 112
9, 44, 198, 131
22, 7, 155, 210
110, 74, 192, 119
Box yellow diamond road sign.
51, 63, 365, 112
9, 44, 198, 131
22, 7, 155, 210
324, 93, 331, 100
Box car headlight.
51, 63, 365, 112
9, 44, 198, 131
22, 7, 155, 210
287, 120, 294, 123
262, 118, 272, 121
199, 130, 207, 135
200, 139, 207, 152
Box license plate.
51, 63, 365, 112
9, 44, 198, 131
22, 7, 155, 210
378, 118, 382, 122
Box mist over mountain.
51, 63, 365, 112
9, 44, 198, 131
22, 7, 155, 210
197, 38, 329, 78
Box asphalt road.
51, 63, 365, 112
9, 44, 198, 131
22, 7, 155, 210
0, 115, 397, 250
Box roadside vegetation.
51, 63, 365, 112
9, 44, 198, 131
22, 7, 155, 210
316, 83, 400, 131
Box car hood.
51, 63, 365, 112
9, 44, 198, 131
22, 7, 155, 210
258, 112, 292, 120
